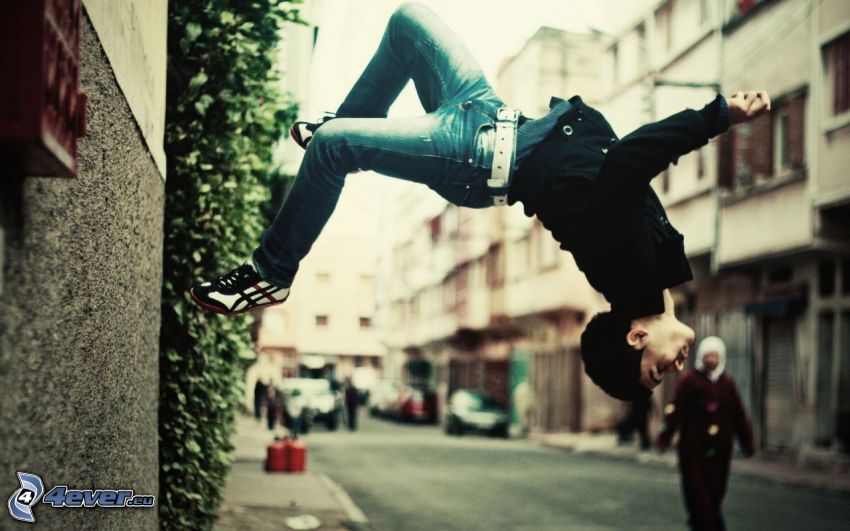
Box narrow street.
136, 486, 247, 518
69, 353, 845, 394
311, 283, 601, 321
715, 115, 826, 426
306, 411, 850, 531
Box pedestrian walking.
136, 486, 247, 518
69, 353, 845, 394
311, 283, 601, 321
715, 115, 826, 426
344, 377, 359, 431
265, 386, 280, 431
253, 378, 267, 422
189, 2, 771, 400
656, 336, 755, 531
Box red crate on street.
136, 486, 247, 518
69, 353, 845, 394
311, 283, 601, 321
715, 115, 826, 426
285, 439, 307, 473
265, 440, 287, 472
0, 0, 87, 178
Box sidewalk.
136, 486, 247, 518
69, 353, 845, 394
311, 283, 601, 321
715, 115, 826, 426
216, 416, 369, 531
530, 431, 850, 495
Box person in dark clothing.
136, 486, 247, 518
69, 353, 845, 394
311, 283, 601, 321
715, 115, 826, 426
189, 3, 770, 400
253, 379, 267, 421
265, 386, 280, 431
344, 377, 359, 431
657, 336, 755, 531
617, 393, 652, 450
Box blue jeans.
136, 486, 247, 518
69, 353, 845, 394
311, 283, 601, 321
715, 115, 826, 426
252, 2, 503, 288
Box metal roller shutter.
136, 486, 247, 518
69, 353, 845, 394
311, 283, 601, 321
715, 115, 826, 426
764, 317, 796, 450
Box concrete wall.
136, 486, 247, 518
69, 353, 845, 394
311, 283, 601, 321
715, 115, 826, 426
717, 180, 811, 264
0, 16, 163, 530
82, 0, 168, 178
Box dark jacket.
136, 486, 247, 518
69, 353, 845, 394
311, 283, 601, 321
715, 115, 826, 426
508, 95, 728, 317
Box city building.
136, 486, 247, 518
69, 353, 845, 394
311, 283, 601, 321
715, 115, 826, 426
600, 0, 850, 459
249, 0, 386, 405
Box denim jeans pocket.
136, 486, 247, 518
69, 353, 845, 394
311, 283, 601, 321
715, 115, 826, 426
471, 125, 495, 169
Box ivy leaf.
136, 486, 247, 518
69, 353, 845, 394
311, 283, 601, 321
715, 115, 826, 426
189, 71, 208, 91
185, 22, 202, 42
194, 94, 215, 116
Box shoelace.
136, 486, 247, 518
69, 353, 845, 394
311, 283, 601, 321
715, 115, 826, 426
211, 264, 254, 291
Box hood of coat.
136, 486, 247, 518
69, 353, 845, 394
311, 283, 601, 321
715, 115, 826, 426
695, 336, 726, 382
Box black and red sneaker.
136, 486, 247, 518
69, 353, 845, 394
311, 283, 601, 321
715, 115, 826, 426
289, 113, 336, 150
190, 262, 290, 316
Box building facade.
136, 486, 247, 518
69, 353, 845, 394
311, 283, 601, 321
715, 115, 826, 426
601, 0, 850, 459
250, 0, 386, 403
0, 1, 166, 528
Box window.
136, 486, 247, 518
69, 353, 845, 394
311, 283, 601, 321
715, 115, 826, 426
486, 244, 504, 288
442, 276, 456, 311
315, 315, 329, 327
819, 260, 836, 297
697, 149, 705, 180
774, 113, 790, 171
825, 31, 850, 116
359, 317, 372, 328
720, 93, 805, 188
316, 272, 330, 283
429, 215, 441, 243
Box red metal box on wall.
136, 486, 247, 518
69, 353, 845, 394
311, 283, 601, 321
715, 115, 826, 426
0, 0, 87, 178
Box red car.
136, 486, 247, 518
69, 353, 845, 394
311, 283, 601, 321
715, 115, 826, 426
395, 384, 438, 424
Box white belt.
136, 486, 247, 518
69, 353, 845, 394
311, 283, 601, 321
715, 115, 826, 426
487, 106, 521, 206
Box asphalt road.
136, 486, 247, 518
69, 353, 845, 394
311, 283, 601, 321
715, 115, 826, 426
306, 410, 850, 531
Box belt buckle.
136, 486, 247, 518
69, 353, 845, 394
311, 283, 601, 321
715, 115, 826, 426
496, 107, 520, 122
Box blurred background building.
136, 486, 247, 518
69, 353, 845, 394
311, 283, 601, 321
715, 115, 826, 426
247, 0, 387, 408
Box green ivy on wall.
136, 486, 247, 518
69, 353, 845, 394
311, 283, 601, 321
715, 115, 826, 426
160, 0, 302, 528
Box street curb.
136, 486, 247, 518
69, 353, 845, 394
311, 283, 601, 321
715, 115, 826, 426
318, 473, 369, 525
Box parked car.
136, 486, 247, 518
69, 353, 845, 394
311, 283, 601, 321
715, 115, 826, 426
445, 389, 509, 438
368, 380, 401, 418
396, 384, 438, 424
282, 378, 342, 432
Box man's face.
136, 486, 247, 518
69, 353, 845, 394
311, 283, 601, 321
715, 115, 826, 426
629, 291, 696, 390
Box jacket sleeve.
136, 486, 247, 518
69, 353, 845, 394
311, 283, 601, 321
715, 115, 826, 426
730, 378, 756, 456
598, 95, 729, 201
656, 373, 692, 451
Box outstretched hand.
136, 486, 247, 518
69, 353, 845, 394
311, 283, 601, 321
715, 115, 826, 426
728, 90, 771, 125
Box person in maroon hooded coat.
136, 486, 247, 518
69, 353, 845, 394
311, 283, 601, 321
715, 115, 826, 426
657, 336, 755, 531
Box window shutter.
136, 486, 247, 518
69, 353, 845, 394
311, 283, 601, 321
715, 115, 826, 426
733, 124, 753, 187
717, 131, 734, 188
749, 112, 773, 178
786, 96, 805, 170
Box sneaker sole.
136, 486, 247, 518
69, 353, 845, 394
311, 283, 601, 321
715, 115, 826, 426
289, 123, 309, 150
189, 288, 289, 316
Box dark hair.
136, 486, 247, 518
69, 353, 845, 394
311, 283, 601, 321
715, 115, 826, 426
580, 311, 652, 401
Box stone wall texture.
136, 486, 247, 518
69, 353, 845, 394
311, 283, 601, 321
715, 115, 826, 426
0, 15, 163, 530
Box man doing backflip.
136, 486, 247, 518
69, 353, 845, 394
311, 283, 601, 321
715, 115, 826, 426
190, 3, 771, 401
